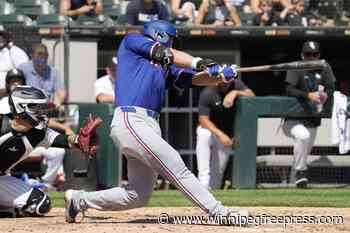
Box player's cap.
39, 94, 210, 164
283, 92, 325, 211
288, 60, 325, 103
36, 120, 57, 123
302, 41, 320, 54
143, 20, 177, 47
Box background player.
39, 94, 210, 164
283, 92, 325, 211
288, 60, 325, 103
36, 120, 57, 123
196, 81, 254, 189
282, 41, 336, 188
0, 69, 72, 190
0, 85, 101, 217
64, 20, 249, 224
0, 28, 29, 98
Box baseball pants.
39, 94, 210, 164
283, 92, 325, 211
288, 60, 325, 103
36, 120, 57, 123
0, 175, 32, 210
282, 120, 317, 171
72, 107, 231, 216
196, 126, 231, 189
29, 147, 65, 185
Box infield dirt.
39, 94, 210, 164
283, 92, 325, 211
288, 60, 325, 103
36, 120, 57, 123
1, 207, 348, 233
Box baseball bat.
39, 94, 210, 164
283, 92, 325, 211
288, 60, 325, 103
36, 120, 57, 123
236, 59, 326, 73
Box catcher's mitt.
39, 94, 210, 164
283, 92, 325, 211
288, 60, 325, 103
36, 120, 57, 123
76, 115, 103, 156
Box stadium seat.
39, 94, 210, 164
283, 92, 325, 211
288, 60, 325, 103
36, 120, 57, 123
0, 14, 33, 26
237, 12, 256, 26
35, 14, 69, 26
0, 1, 15, 15
46, 0, 60, 7
104, 8, 122, 21
75, 14, 114, 27
14, 0, 56, 18
116, 14, 127, 25
46, 0, 60, 13
318, 0, 343, 20
104, 0, 122, 20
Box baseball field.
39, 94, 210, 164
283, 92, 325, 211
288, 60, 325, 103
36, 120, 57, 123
1, 188, 349, 233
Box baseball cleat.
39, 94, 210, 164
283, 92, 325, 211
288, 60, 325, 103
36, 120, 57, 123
65, 189, 79, 223
295, 170, 308, 189
225, 208, 251, 226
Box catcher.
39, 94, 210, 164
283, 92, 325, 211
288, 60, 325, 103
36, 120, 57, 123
0, 85, 102, 217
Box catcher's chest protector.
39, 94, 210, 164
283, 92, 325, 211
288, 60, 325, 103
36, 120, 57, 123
0, 129, 45, 173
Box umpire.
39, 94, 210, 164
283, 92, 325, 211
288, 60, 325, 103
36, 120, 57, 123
282, 41, 336, 188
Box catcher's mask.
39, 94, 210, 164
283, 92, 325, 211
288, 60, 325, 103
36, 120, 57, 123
9, 85, 53, 126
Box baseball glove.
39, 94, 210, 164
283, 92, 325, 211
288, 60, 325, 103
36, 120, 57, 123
76, 115, 103, 156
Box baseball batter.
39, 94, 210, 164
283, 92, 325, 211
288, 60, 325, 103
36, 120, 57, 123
65, 20, 249, 224
0, 85, 100, 217
282, 41, 336, 188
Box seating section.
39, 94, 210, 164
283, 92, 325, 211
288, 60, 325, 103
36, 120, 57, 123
0, 0, 347, 27
1, 0, 125, 26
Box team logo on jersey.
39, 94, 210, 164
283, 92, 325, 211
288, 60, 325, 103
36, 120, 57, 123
8, 146, 18, 152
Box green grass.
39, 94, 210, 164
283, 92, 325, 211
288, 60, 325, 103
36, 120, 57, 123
50, 188, 350, 208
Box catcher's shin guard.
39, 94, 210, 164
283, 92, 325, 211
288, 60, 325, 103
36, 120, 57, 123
20, 188, 51, 216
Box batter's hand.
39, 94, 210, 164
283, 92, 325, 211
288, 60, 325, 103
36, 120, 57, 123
207, 64, 223, 76
221, 65, 238, 82
223, 90, 238, 108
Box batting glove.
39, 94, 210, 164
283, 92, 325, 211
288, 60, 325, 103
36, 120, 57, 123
221, 65, 238, 82
191, 57, 218, 71
207, 64, 224, 77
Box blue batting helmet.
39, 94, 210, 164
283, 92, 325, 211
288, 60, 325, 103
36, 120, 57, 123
143, 20, 177, 48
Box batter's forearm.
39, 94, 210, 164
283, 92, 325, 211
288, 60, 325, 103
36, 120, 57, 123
171, 49, 195, 68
